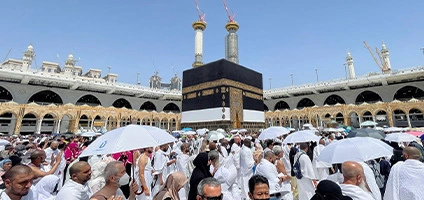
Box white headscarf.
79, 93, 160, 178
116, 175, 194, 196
35, 175, 59, 200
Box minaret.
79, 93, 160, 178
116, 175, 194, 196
64, 53, 76, 75
22, 44, 35, 71
192, 0, 206, 68
380, 42, 392, 73
192, 21, 206, 67
225, 21, 239, 64
346, 52, 356, 79
222, 0, 239, 64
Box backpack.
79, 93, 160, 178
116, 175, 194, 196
293, 152, 305, 179
368, 160, 385, 189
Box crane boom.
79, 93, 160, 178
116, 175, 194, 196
364, 41, 383, 71
3, 48, 12, 62
222, 0, 235, 22
194, 0, 205, 22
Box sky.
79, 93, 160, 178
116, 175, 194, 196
1, 0, 423, 90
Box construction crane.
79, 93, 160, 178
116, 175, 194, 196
222, 0, 235, 22
420, 47, 424, 54
194, 0, 205, 22
364, 41, 384, 72
3, 48, 12, 62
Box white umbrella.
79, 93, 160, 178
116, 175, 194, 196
183, 131, 197, 135
80, 132, 97, 137
206, 131, 226, 141
303, 123, 314, 128
317, 137, 393, 164
230, 129, 239, 134
79, 125, 176, 157
258, 126, 290, 140
360, 121, 378, 127
196, 128, 208, 136
238, 129, 248, 133
385, 132, 417, 143
384, 127, 403, 132
216, 128, 226, 134
282, 130, 320, 144
0, 139, 10, 145
324, 128, 338, 132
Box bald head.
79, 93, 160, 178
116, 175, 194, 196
69, 161, 90, 176
29, 150, 46, 160
403, 146, 421, 160
264, 151, 275, 160
342, 161, 364, 186
2, 165, 32, 181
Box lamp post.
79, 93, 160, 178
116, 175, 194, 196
269, 78, 272, 89
315, 68, 319, 82
136, 72, 140, 85
107, 66, 111, 74
290, 74, 294, 86
421, 47, 424, 54
343, 63, 348, 79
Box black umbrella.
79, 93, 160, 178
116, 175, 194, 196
347, 129, 386, 140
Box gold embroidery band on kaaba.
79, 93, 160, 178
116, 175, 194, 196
182, 78, 263, 95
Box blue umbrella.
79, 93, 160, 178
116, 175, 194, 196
182, 127, 193, 131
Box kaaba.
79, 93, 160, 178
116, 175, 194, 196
181, 59, 265, 131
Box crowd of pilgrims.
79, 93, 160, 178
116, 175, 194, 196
0, 129, 423, 200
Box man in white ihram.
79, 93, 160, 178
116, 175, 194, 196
339, 161, 374, 200
294, 143, 316, 200
256, 151, 289, 200
312, 139, 331, 180
384, 146, 424, 200
239, 137, 255, 199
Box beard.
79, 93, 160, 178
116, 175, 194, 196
358, 180, 369, 192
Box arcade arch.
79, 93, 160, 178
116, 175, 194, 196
28, 90, 63, 105
0, 86, 13, 102
323, 95, 345, 105
393, 86, 424, 101
355, 91, 382, 104
140, 101, 157, 111
76, 95, 101, 106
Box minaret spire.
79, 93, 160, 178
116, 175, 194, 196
222, 0, 239, 64
192, 0, 206, 67
346, 51, 356, 79
22, 44, 35, 71
380, 42, 392, 73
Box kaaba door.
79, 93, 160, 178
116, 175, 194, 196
230, 88, 243, 129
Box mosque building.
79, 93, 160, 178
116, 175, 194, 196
0, 3, 423, 134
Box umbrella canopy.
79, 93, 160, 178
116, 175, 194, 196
283, 130, 320, 144
79, 125, 176, 157
317, 137, 393, 164
230, 129, 239, 134
80, 132, 97, 137
347, 129, 386, 140
238, 129, 248, 133
258, 126, 290, 140
0, 139, 10, 146
360, 121, 378, 127
385, 132, 418, 143
196, 128, 208, 136
384, 127, 404, 132
405, 131, 424, 137
323, 128, 338, 132
206, 131, 226, 141
216, 128, 226, 134
182, 127, 193, 131
183, 131, 197, 135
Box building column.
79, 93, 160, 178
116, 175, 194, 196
116, 120, 121, 128
13, 116, 23, 135
289, 119, 292, 128
167, 121, 170, 130
358, 115, 363, 127
54, 119, 61, 133
35, 119, 42, 134
406, 113, 412, 127
343, 116, 349, 126
372, 115, 376, 122
90, 119, 94, 130
387, 112, 394, 127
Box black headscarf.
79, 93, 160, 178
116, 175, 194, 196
187, 152, 212, 200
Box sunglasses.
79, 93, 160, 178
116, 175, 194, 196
200, 194, 223, 200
